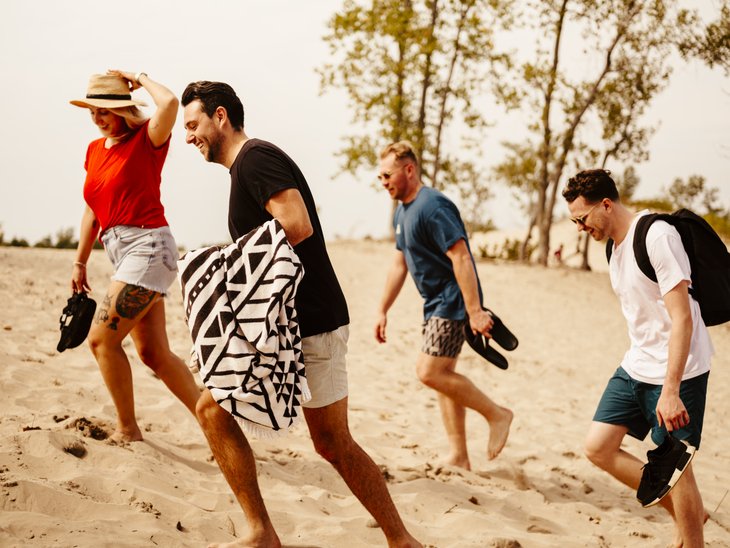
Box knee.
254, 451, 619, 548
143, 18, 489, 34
584, 438, 609, 468
136, 345, 165, 371
87, 329, 116, 358
195, 391, 224, 428
312, 431, 352, 466
416, 363, 439, 389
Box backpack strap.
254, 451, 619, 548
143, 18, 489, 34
632, 214, 660, 282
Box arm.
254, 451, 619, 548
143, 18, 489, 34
655, 280, 693, 431
445, 238, 493, 336
374, 251, 409, 343
71, 205, 100, 293
107, 70, 178, 147
265, 188, 313, 246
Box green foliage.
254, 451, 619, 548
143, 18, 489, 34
478, 237, 535, 261
54, 227, 78, 249
615, 166, 641, 202
492, 0, 715, 266
677, 3, 730, 75
319, 0, 514, 230
9, 237, 29, 247
629, 198, 673, 212
704, 211, 730, 240
634, 175, 730, 240
34, 235, 54, 248
1, 226, 80, 249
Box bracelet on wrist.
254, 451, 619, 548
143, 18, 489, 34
134, 72, 148, 85
74, 261, 86, 268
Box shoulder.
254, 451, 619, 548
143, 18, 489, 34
236, 139, 288, 167
645, 218, 681, 246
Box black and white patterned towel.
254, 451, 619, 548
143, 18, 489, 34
178, 219, 310, 438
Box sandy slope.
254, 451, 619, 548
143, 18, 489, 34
1, 242, 729, 547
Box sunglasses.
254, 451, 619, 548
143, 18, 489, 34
377, 164, 406, 181
570, 202, 601, 227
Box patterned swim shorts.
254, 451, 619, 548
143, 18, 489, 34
421, 316, 467, 358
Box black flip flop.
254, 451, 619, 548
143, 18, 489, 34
57, 292, 97, 352
463, 328, 509, 370
484, 308, 518, 351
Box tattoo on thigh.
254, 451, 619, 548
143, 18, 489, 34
116, 285, 156, 319
95, 294, 112, 325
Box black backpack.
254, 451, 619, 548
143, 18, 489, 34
605, 209, 730, 326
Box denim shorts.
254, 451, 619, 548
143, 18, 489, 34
301, 325, 349, 408
421, 317, 467, 358
101, 225, 179, 296
593, 366, 709, 449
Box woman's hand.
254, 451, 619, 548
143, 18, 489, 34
71, 262, 91, 294
107, 69, 141, 91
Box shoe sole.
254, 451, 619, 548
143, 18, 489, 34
641, 442, 696, 508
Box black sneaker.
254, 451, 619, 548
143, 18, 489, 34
637, 435, 696, 508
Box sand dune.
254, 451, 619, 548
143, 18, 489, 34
1, 242, 729, 547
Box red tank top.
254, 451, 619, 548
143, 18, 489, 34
83, 121, 170, 234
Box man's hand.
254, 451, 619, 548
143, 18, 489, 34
374, 313, 388, 343
468, 307, 494, 337
656, 389, 690, 432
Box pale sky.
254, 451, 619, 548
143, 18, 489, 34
1, 0, 728, 249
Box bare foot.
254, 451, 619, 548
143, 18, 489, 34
445, 454, 471, 471
207, 529, 281, 548
109, 425, 143, 444
487, 407, 513, 460
389, 535, 423, 548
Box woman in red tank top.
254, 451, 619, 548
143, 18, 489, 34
69, 71, 199, 443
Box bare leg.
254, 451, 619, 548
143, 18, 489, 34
668, 464, 704, 548
129, 299, 200, 414
437, 392, 470, 470
304, 398, 421, 548
196, 389, 280, 548
416, 353, 512, 460
584, 422, 705, 547
88, 281, 161, 442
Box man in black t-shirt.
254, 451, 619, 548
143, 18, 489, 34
182, 81, 421, 548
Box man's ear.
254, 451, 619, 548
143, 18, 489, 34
215, 106, 227, 126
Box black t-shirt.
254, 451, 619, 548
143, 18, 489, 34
228, 138, 349, 338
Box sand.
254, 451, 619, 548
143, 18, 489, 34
1, 238, 729, 547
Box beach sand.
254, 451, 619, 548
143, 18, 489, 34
1, 237, 729, 547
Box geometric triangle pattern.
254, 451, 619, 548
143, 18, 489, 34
177, 219, 310, 438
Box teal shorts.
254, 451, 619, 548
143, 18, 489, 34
593, 367, 709, 449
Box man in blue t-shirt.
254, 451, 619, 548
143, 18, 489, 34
374, 141, 513, 469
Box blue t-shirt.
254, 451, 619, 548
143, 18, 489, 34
394, 186, 480, 320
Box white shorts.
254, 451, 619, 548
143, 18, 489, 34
101, 225, 179, 295
301, 325, 349, 408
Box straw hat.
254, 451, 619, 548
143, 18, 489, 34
70, 74, 147, 109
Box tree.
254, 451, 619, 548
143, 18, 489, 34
55, 227, 78, 249
319, 0, 513, 232
678, 1, 730, 75
493, 0, 709, 266
34, 235, 53, 248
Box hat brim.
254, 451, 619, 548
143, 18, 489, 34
70, 98, 147, 109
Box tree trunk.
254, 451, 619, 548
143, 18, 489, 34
535, 0, 568, 266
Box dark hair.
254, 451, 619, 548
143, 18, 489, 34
181, 81, 244, 131
562, 169, 619, 203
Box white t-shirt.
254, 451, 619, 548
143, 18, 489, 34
609, 211, 714, 384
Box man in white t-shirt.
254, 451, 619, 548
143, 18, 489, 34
562, 169, 712, 548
